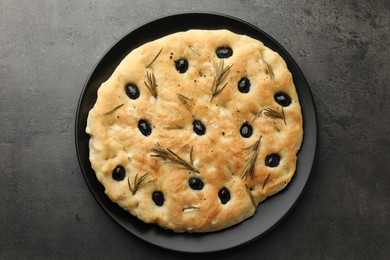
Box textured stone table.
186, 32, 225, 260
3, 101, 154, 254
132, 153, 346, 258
1, 1, 389, 259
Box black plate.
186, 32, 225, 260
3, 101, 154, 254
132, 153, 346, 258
75, 13, 317, 253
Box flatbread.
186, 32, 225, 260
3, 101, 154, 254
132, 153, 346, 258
86, 29, 303, 232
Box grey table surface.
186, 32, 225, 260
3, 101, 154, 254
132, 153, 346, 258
1, 0, 389, 259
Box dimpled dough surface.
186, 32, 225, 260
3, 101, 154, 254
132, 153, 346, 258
86, 29, 303, 232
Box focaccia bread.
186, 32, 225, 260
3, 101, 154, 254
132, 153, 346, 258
86, 29, 303, 232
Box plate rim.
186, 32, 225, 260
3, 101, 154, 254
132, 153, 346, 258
75, 12, 318, 253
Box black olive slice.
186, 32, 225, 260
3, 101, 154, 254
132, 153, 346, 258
138, 119, 152, 136
240, 123, 253, 138
193, 120, 206, 135
265, 153, 281, 167
175, 59, 189, 73
216, 46, 233, 58
112, 165, 126, 181
189, 177, 204, 190
125, 84, 140, 99
218, 187, 231, 204
152, 191, 164, 206
238, 77, 250, 93
274, 92, 292, 107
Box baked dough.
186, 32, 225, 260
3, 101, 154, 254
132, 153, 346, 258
86, 29, 303, 232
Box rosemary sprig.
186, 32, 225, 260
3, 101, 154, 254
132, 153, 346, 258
128, 172, 156, 195
262, 174, 270, 190
150, 143, 199, 173
144, 71, 157, 98
177, 93, 191, 109
245, 184, 257, 208
145, 47, 163, 68
241, 137, 262, 180
242, 137, 261, 151
251, 109, 263, 123
210, 60, 233, 102
103, 103, 124, 115
189, 46, 200, 56
264, 107, 286, 125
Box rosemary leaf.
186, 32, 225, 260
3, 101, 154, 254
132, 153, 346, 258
241, 137, 262, 180
262, 174, 270, 190
210, 60, 233, 102
128, 172, 156, 195
215, 60, 233, 86
245, 184, 257, 208
163, 126, 184, 130
264, 107, 283, 119
127, 176, 133, 193
189, 46, 200, 56
264, 107, 287, 125
151, 143, 199, 173
241, 150, 259, 180
189, 146, 194, 165
144, 71, 157, 98
242, 136, 262, 151
251, 109, 264, 122
282, 107, 286, 125
211, 82, 228, 102
177, 93, 191, 109
103, 103, 124, 115
145, 47, 163, 68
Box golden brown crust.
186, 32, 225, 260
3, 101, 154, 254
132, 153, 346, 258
86, 29, 303, 232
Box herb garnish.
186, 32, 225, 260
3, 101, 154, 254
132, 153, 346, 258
210, 60, 233, 102
241, 137, 262, 180
145, 47, 163, 68
189, 46, 200, 56
163, 126, 184, 130
262, 174, 270, 190
177, 93, 191, 109
252, 107, 287, 125
245, 184, 257, 208
264, 107, 286, 125
103, 103, 124, 115
144, 71, 157, 98
127, 172, 156, 195
151, 143, 199, 173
